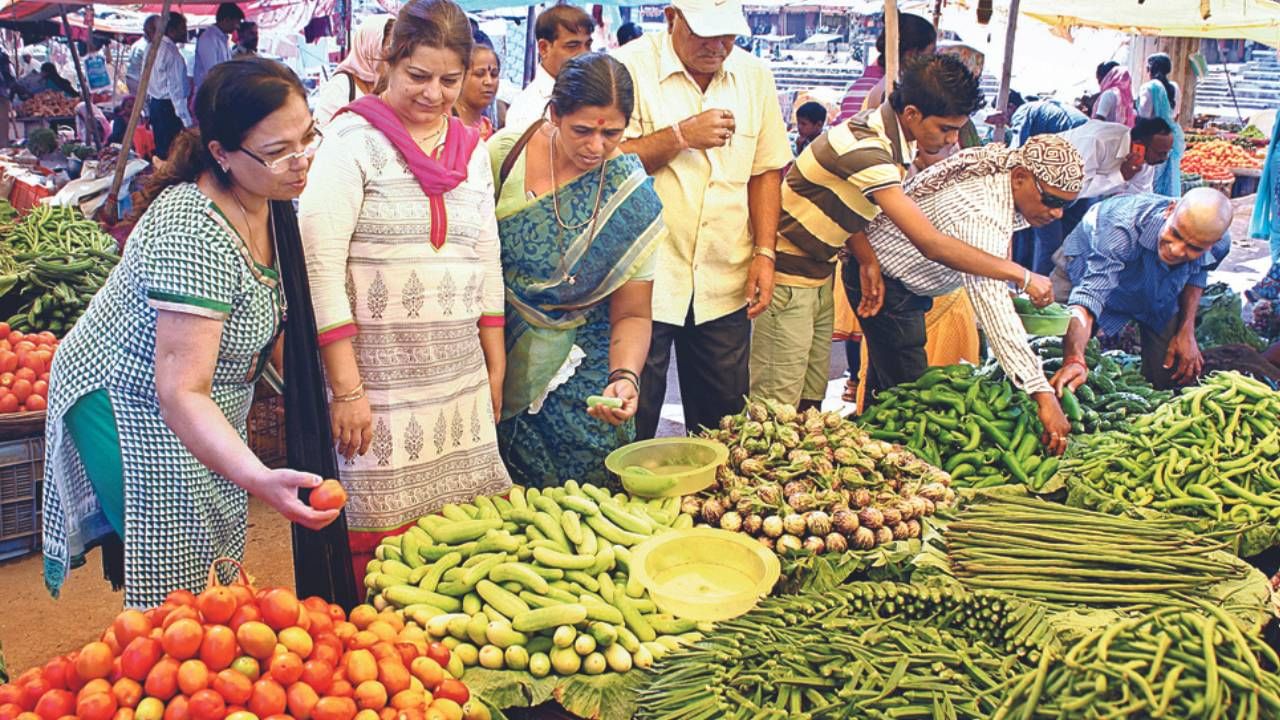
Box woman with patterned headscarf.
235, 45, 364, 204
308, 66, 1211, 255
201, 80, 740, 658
311, 14, 395, 128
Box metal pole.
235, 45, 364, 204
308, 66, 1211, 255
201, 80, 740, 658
523, 5, 536, 86
100, 0, 172, 224
1223, 64, 1244, 124
884, 0, 898, 97
993, 0, 1021, 145
60, 6, 101, 148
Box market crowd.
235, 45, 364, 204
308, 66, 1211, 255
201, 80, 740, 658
39, 0, 1239, 606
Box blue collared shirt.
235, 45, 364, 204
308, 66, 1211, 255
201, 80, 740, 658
1064, 193, 1231, 335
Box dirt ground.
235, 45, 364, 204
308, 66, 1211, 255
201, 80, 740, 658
0, 497, 293, 676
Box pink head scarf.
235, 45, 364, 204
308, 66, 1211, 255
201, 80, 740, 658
1095, 66, 1135, 127
337, 14, 393, 84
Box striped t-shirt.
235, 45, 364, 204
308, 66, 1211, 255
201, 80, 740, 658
775, 103, 913, 288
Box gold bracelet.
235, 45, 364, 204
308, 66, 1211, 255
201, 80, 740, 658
331, 382, 366, 403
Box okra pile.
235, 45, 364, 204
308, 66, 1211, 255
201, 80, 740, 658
0, 204, 119, 334
365, 482, 704, 677
944, 495, 1251, 610
999, 607, 1280, 719
1029, 337, 1172, 433
1063, 372, 1280, 526
694, 400, 954, 554
857, 364, 1059, 490
637, 582, 1051, 720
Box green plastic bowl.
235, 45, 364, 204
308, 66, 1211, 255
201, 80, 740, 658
1018, 311, 1072, 337
604, 438, 728, 497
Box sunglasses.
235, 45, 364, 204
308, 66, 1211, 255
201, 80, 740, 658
1033, 175, 1072, 210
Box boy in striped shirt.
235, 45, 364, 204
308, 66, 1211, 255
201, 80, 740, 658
750, 54, 1052, 411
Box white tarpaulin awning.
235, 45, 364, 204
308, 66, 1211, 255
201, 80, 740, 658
1022, 0, 1280, 47
800, 31, 842, 45
753, 33, 794, 42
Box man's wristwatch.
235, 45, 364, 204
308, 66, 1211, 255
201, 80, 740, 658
753, 246, 776, 262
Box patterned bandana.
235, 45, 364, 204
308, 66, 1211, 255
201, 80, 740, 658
906, 135, 1084, 198
1019, 134, 1085, 193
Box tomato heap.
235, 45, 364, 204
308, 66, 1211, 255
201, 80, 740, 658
0, 324, 56, 413
0, 584, 485, 720
1180, 140, 1263, 181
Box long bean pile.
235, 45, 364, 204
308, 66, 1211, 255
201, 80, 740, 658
945, 495, 1250, 609
998, 607, 1280, 719
1063, 372, 1280, 527
637, 583, 1051, 720
857, 364, 1058, 490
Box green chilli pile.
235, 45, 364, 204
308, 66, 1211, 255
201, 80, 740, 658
366, 483, 704, 678
856, 364, 1059, 490
0, 204, 119, 333
998, 607, 1280, 719
1029, 337, 1172, 432
943, 495, 1251, 609
694, 400, 954, 554
1063, 372, 1280, 525
637, 583, 1053, 720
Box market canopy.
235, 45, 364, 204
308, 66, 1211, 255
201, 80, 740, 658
800, 31, 841, 45
1021, 0, 1280, 47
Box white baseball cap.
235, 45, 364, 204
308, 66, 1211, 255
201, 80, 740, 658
671, 0, 750, 38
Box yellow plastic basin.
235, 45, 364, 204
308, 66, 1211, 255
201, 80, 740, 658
604, 438, 728, 498
629, 528, 781, 621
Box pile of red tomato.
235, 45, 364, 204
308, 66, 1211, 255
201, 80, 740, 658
0, 323, 57, 414
0, 580, 486, 720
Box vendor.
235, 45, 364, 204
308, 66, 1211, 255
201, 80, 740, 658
849, 134, 1085, 455
39, 62, 77, 97
1060, 117, 1174, 199
1049, 188, 1233, 393
42, 58, 337, 609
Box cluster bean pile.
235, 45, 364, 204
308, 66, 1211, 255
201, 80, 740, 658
944, 496, 1251, 609
999, 607, 1280, 719
1063, 372, 1280, 525
692, 400, 954, 554
637, 583, 1052, 720
0, 204, 119, 333
365, 483, 704, 678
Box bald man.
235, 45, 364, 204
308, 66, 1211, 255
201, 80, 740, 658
1050, 188, 1233, 391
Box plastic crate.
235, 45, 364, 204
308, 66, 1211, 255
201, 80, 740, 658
247, 394, 286, 469
0, 435, 44, 562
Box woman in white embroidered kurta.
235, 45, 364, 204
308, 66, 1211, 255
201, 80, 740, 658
298, 0, 510, 577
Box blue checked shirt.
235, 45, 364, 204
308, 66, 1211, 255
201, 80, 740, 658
1063, 194, 1231, 335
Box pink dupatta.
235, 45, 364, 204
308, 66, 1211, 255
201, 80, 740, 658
1095, 67, 1135, 128
337, 95, 480, 249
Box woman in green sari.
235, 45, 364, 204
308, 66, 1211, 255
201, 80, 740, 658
491, 52, 664, 488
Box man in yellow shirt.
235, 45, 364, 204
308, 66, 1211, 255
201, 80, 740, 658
617, 0, 793, 436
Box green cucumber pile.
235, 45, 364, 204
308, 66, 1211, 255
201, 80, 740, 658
366, 482, 704, 677
943, 495, 1252, 610
1063, 372, 1280, 528
0, 204, 119, 333
637, 582, 1052, 720
856, 364, 1058, 490
1029, 337, 1172, 432
999, 607, 1280, 719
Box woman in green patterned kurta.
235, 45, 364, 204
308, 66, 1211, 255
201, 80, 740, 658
42, 59, 339, 609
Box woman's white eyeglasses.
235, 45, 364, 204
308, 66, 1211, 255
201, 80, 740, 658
240, 130, 323, 173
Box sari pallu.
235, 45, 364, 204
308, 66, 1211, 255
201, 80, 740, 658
1143, 80, 1184, 198
496, 153, 663, 487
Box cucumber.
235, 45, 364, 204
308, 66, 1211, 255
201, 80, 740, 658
473, 495, 501, 519
587, 622, 618, 648
488, 562, 551, 594
585, 514, 646, 547
512, 604, 589, 633
462, 592, 483, 616
520, 591, 567, 609
579, 599, 624, 625
574, 523, 599, 556
531, 496, 563, 520
504, 645, 530, 671
476, 579, 531, 619
647, 614, 697, 635
603, 643, 632, 673
532, 512, 572, 551
466, 612, 489, 646
509, 486, 528, 510
565, 570, 600, 592
600, 502, 655, 535
586, 544, 616, 576
616, 595, 656, 642
484, 620, 528, 648
418, 551, 463, 592
597, 573, 616, 604
475, 532, 522, 554
560, 510, 584, 546
532, 546, 595, 570
559, 495, 600, 517
493, 496, 515, 519
381, 559, 412, 580
441, 504, 472, 522
426, 519, 503, 545
586, 395, 623, 409
382, 585, 463, 612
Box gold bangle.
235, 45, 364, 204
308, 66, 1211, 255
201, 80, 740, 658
331, 382, 366, 403
753, 246, 776, 261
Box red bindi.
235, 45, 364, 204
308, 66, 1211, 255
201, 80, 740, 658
596, 118, 605, 125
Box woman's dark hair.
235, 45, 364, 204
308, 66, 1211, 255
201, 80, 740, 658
890, 53, 985, 119
384, 0, 473, 71
1146, 52, 1176, 110
1095, 60, 1118, 84
547, 52, 634, 124
138, 57, 305, 215
875, 12, 936, 69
